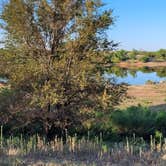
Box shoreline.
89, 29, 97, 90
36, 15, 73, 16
118, 83, 166, 111
116, 61, 166, 69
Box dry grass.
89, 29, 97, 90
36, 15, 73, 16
1, 134, 166, 165
118, 83, 166, 111
0, 83, 5, 88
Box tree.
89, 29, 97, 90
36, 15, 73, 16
0, 0, 126, 137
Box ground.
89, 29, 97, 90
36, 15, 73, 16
0, 83, 4, 88
118, 83, 166, 111
117, 61, 166, 69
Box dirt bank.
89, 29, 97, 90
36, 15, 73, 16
119, 83, 166, 111
117, 61, 166, 69
0, 83, 5, 88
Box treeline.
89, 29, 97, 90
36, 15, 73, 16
106, 49, 166, 63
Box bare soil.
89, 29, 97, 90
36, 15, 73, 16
117, 61, 166, 69
119, 83, 166, 111
0, 83, 4, 88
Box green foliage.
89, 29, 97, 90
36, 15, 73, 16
155, 130, 163, 141
127, 49, 139, 60
106, 48, 166, 63
156, 111, 166, 135
108, 48, 166, 63
111, 106, 166, 137
0, 0, 126, 137
107, 50, 128, 63
140, 56, 150, 62
155, 49, 166, 61
136, 49, 166, 62
127, 52, 136, 60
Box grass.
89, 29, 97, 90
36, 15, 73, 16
1, 126, 166, 165
0, 72, 166, 165
118, 83, 166, 111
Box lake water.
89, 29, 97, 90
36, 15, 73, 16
0, 78, 8, 83
105, 67, 166, 85
1, 67, 166, 85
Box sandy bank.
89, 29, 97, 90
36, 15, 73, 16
117, 61, 166, 69
118, 83, 166, 111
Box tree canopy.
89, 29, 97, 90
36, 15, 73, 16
0, 0, 126, 137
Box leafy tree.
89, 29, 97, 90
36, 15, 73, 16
131, 49, 139, 56
107, 49, 128, 63
140, 56, 150, 62
0, 0, 126, 137
156, 49, 166, 61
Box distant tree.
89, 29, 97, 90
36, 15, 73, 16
140, 56, 150, 62
0, 0, 126, 137
107, 49, 128, 63
156, 49, 166, 60
131, 49, 139, 56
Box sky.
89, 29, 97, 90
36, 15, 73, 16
0, 0, 166, 51
104, 0, 166, 51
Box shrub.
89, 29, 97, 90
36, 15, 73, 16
107, 50, 128, 63
156, 111, 166, 135
140, 56, 150, 62
111, 106, 158, 137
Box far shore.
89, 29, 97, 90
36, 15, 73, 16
0, 83, 5, 88
118, 82, 166, 111
117, 61, 166, 69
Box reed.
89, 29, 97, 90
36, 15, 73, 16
0, 128, 166, 165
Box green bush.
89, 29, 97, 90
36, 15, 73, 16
107, 50, 128, 63
140, 56, 150, 62
156, 111, 166, 135
111, 106, 159, 137
85, 106, 166, 139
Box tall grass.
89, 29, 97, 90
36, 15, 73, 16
1, 126, 166, 165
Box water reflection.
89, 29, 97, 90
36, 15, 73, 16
0, 77, 8, 84
105, 66, 166, 85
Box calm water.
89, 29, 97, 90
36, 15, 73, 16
1, 68, 166, 85
105, 67, 166, 85
0, 78, 8, 83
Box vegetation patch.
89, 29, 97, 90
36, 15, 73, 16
111, 106, 166, 137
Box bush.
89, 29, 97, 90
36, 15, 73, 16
111, 106, 163, 137
140, 56, 150, 62
107, 50, 128, 63
74, 107, 166, 140
156, 111, 166, 135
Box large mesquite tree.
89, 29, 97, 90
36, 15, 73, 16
0, 0, 126, 136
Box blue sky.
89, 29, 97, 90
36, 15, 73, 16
104, 0, 166, 51
1, 1, 166, 51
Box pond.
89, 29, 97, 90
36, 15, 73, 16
0, 78, 8, 83
1, 67, 166, 86
104, 66, 166, 85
